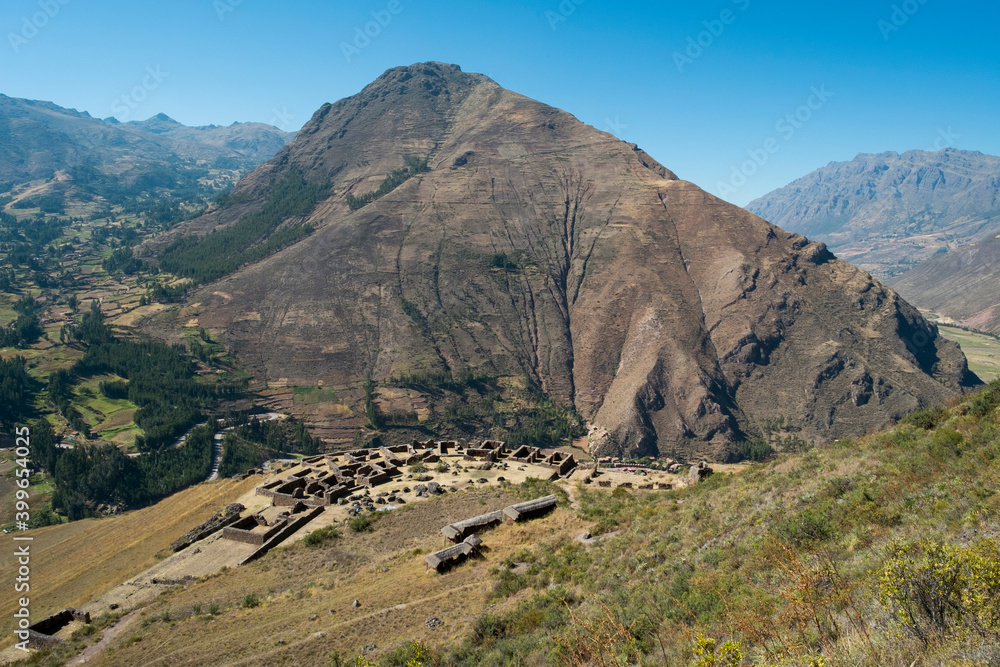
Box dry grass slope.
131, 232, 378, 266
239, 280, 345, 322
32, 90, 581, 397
0, 477, 257, 645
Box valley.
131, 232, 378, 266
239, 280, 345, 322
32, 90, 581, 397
936, 324, 1000, 382
0, 48, 996, 667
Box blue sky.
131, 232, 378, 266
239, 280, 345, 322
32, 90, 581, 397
1, 0, 997, 205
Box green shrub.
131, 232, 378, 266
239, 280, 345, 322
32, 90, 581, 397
904, 404, 949, 429
472, 612, 509, 645
877, 539, 1000, 643
967, 379, 1000, 418
776, 507, 835, 546
241, 593, 260, 609
491, 568, 528, 601
349, 514, 377, 533
931, 427, 964, 456
737, 437, 774, 461
303, 525, 340, 547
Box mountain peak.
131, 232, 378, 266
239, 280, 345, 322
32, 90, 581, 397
160, 64, 974, 459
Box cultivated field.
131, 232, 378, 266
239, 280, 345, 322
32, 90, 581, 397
938, 324, 1000, 381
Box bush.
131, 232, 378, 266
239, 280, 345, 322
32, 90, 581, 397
349, 514, 377, 533
491, 568, 528, 601
472, 613, 509, 645
931, 427, 963, 456
776, 507, 835, 546
241, 593, 261, 609
877, 539, 1000, 643
904, 405, 949, 430
967, 379, 1000, 418
303, 525, 340, 547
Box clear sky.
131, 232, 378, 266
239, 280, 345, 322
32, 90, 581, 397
1, 0, 997, 206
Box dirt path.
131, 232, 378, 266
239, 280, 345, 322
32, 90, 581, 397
206, 432, 223, 481
67, 609, 141, 665
560, 482, 581, 510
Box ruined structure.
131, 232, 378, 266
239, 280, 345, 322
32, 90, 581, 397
24, 608, 90, 649
431, 495, 561, 571
441, 510, 503, 542
170, 503, 245, 552
425, 534, 483, 572
502, 495, 557, 522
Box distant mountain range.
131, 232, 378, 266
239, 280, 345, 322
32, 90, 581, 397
0, 93, 294, 201
748, 148, 1000, 335
746, 149, 1000, 279
892, 233, 1000, 334
144, 62, 977, 460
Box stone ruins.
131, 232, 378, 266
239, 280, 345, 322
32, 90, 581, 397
427, 494, 558, 572
174, 440, 579, 563
24, 608, 90, 649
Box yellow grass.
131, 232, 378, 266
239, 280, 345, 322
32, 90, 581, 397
85, 487, 590, 667
0, 477, 258, 644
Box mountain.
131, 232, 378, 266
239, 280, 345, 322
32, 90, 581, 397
124, 113, 294, 167
152, 62, 979, 460
745, 149, 1000, 279
892, 232, 1000, 334
0, 94, 294, 194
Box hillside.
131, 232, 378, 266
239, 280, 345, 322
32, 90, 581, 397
20, 379, 1000, 667
746, 149, 1000, 279
0, 94, 293, 207
144, 62, 978, 461
892, 232, 1000, 335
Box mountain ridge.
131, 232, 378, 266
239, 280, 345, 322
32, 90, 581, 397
745, 148, 1000, 279
0, 92, 294, 188
146, 62, 979, 460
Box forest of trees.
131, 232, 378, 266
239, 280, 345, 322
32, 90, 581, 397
32, 419, 215, 520
101, 245, 143, 275
0, 355, 37, 428
68, 301, 213, 451
0, 296, 42, 348
26, 302, 243, 519
218, 415, 322, 478
0, 208, 69, 294
158, 168, 328, 284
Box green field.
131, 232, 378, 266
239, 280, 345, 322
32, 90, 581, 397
938, 324, 1000, 382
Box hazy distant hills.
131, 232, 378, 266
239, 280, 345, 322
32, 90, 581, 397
122, 112, 294, 168
0, 94, 293, 196
149, 62, 977, 460
892, 233, 1000, 334
746, 149, 1000, 279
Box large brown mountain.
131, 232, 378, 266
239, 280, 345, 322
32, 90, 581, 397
745, 149, 1000, 280
156, 63, 978, 460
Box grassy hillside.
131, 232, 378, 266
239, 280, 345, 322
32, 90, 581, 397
0, 477, 257, 643
20, 381, 999, 666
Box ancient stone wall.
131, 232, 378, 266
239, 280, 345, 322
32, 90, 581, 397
239, 507, 324, 565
